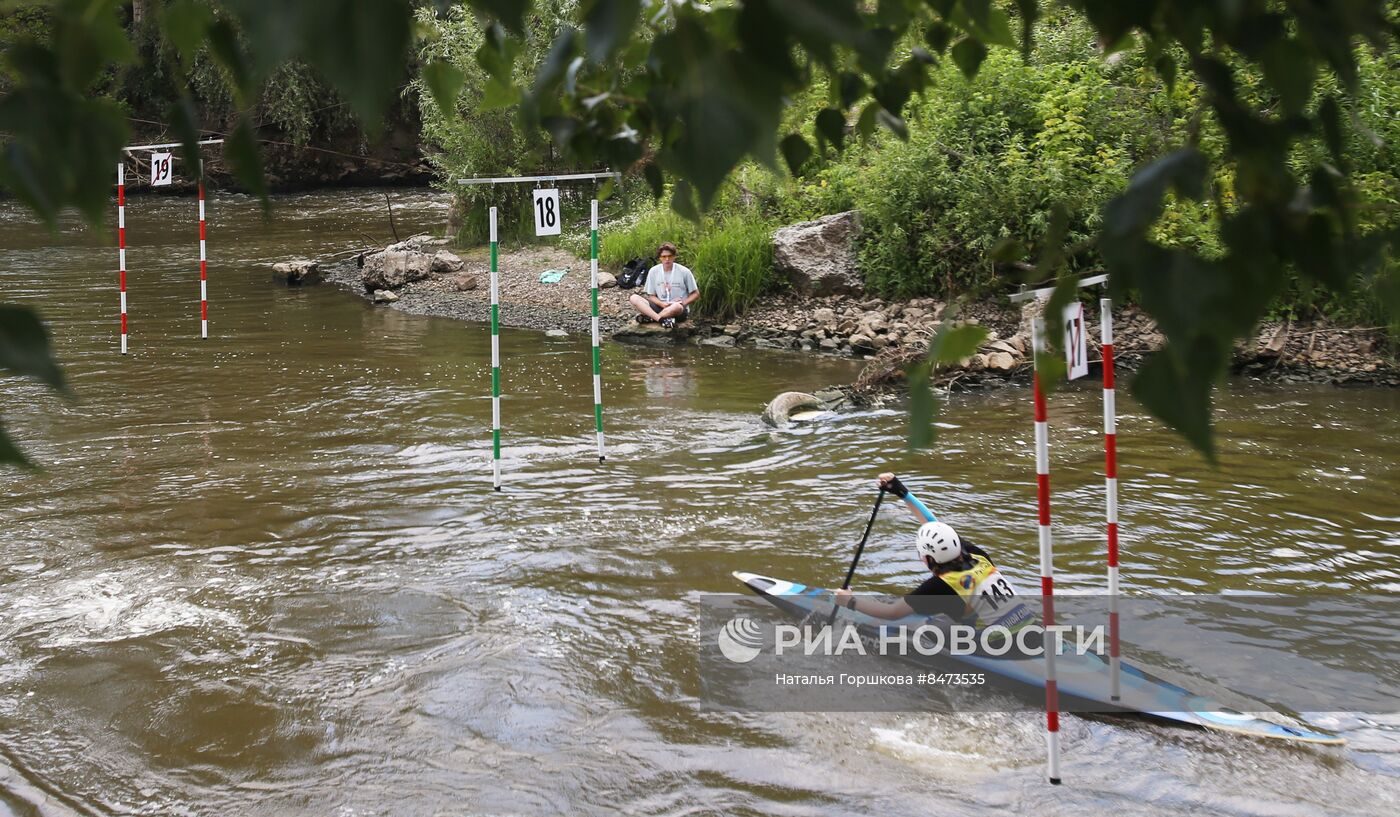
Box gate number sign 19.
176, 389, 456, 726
533, 188, 561, 236
1063, 301, 1089, 380
150, 152, 174, 187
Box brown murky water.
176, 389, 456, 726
1, 189, 1398, 816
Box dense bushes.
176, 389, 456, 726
415, 8, 1397, 326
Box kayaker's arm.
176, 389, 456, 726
833, 588, 915, 620
878, 472, 937, 523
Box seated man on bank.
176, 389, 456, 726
628, 242, 699, 328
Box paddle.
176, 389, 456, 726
827, 487, 886, 626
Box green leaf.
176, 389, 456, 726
219, 0, 412, 127
855, 102, 880, 139
1153, 53, 1177, 90
839, 72, 867, 109
463, 0, 529, 34
160, 0, 215, 69
815, 108, 845, 152
0, 424, 36, 471
876, 108, 908, 140
1014, 0, 1040, 55
0, 305, 67, 393
780, 134, 813, 175
581, 0, 640, 63
302, 0, 413, 128
480, 77, 521, 110
989, 238, 1026, 263
1131, 341, 1222, 464
671, 179, 700, 222
907, 357, 937, 449
225, 116, 269, 213
422, 60, 466, 118
1259, 39, 1315, 116
55, 3, 133, 90
950, 38, 987, 79
0, 91, 128, 227
644, 163, 664, 199
1318, 95, 1345, 170
1103, 149, 1207, 242
877, 0, 914, 26
166, 95, 205, 182
962, 0, 992, 30
206, 19, 254, 107
926, 22, 952, 55
908, 319, 990, 449
531, 27, 580, 99
979, 9, 1017, 49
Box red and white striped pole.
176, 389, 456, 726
1031, 316, 1062, 785
198, 169, 208, 339
1101, 298, 1120, 701
117, 162, 128, 355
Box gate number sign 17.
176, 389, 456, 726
1063, 301, 1089, 381
533, 188, 561, 237
150, 152, 174, 187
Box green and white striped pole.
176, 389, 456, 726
590, 198, 606, 462
489, 205, 502, 490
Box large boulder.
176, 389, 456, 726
361, 247, 434, 291
773, 211, 863, 296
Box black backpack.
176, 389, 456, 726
617, 257, 653, 290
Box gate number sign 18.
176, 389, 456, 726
533, 188, 561, 236
150, 152, 174, 187
1063, 301, 1089, 381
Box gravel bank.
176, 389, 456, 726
306, 238, 1398, 395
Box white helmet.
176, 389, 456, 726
916, 521, 963, 565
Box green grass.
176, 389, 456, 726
599, 206, 779, 320
688, 218, 779, 320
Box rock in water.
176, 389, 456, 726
545, 328, 569, 338
372, 289, 399, 303
272, 259, 321, 285
762, 391, 824, 427
773, 211, 863, 296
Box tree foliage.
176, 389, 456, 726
2, 0, 1399, 464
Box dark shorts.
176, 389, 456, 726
636, 303, 689, 322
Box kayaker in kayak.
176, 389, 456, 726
833, 472, 1037, 635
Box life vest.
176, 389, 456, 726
935, 554, 1036, 632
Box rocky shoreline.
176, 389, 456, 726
277, 235, 1399, 396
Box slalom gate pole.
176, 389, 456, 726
1031, 316, 1062, 785
1101, 298, 1120, 701
589, 199, 606, 462
117, 163, 128, 354
490, 206, 502, 491
198, 164, 208, 339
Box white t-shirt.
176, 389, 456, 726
645, 263, 697, 304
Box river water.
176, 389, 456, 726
1, 189, 1398, 816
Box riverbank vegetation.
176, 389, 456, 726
410, 7, 1399, 345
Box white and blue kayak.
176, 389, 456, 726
734, 571, 1345, 746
